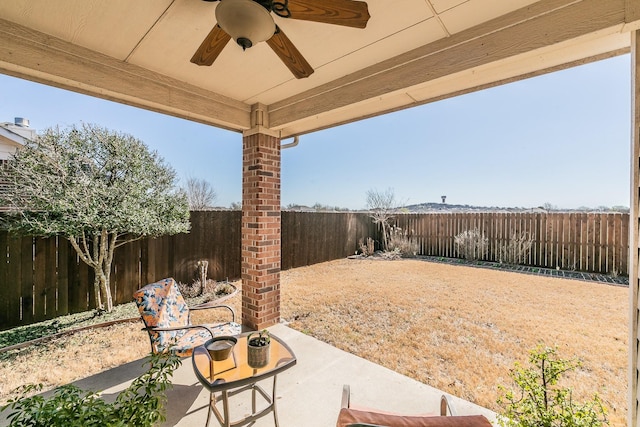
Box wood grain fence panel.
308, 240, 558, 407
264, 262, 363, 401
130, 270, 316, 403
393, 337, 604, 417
540, 215, 548, 267
281, 212, 297, 269
33, 238, 46, 321
141, 238, 153, 286
500, 213, 508, 262
66, 246, 80, 314
606, 214, 615, 274
590, 213, 597, 271
43, 237, 57, 320
114, 238, 140, 304
3, 234, 22, 329
76, 254, 92, 314
549, 215, 562, 268
556, 214, 564, 270
228, 210, 242, 278
0, 231, 8, 327
57, 236, 69, 316
550, 213, 557, 268
615, 213, 624, 273
425, 214, 433, 255
437, 214, 444, 256
590, 213, 598, 272
576, 213, 584, 271
596, 214, 603, 273
620, 213, 628, 274
152, 236, 172, 283
0, 211, 631, 328
442, 214, 448, 256
431, 214, 438, 256
586, 214, 594, 272
449, 214, 455, 258
526, 214, 534, 265
531, 213, 540, 266
444, 213, 450, 256
20, 236, 33, 325
580, 212, 589, 272
344, 214, 355, 257
65, 249, 80, 314
482, 213, 490, 260
562, 214, 570, 270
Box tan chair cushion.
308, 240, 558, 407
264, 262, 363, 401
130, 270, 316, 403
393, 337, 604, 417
336, 408, 493, 427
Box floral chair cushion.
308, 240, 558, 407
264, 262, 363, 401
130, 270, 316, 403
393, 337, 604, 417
133, 278, 241, 357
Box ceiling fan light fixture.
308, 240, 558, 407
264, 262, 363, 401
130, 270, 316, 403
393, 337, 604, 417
215, 0, 275, 50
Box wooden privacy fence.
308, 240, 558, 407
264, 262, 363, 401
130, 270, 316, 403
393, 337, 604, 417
0, 211, 376, 329
0, 211, 628, 329
392, 212, 629, 275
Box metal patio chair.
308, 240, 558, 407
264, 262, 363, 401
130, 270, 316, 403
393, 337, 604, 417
133, 277, 241, 357
337, 385, 493, 427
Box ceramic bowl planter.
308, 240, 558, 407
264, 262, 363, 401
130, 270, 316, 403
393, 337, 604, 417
247, 330, 270, 368
205, 336, 237, 361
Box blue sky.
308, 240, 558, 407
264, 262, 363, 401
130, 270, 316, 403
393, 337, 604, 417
0, 54, 631, 210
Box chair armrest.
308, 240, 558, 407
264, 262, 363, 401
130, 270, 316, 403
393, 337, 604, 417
189, 304, 236, 323
342, 384, 351, 408
143, 324, 229, 339
440, 395, 456, 416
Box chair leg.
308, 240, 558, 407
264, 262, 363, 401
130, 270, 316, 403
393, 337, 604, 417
272, 376, 280, 427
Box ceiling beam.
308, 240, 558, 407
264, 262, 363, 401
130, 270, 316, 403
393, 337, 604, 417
269, 0, 626, 129
0, 17, 251, 132
627, 0, 640, 31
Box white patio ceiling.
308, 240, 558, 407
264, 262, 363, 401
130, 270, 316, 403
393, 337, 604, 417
0, 0, 637, 139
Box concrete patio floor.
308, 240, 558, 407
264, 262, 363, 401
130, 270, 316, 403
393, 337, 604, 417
10, 323, 496, 426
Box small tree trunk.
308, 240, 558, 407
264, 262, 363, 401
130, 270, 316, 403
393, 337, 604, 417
93, 276, 103, 311
381, 222, 389, 250
93, 268, 113, 312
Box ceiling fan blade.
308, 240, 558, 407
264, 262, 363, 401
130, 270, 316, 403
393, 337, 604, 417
286, 0, 370, 29
191, 25, 232, 66
266, 27, 314, 79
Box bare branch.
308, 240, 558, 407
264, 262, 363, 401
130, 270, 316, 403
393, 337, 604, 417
184, 177, 217, 210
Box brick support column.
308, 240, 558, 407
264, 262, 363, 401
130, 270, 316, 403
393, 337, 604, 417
241, 130, 281, 330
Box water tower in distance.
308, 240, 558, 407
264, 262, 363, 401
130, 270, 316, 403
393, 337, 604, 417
441, 195, 446, 204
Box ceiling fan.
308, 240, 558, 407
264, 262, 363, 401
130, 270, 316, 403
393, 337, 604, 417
191, 0, 370, 79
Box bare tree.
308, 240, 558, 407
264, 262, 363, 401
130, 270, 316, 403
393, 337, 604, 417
185, 178, 217, 210
366, 188, 397, 250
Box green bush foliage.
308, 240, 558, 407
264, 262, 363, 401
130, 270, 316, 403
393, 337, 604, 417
497, 345, 608, 427
1, 351, 181, 427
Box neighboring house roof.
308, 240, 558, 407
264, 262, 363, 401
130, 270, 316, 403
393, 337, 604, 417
0, 119, 36, 211
0, 120, 35, 148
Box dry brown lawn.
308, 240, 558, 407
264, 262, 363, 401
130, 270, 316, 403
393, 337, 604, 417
0, 258, 628, 426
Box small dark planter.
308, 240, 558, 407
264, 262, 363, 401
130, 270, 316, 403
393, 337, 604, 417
247, 330, 270, 368
206, 336, 237, 361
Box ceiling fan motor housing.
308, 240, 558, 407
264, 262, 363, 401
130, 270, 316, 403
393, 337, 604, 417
215, 0, 276, 49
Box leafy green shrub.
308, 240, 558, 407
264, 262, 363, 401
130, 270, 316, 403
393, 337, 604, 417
454, 228, 488, 260
387, 226, 419, 257
497, 345, 608, 427
1, 351, 181, 427
499, 232, 534, 265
